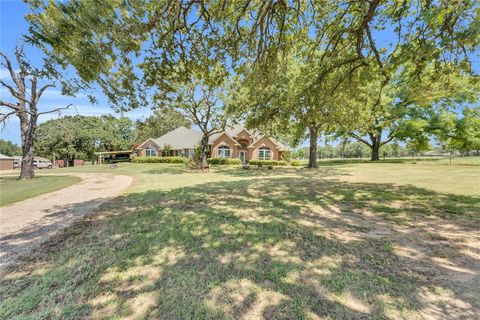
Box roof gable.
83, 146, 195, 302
247, 135, 288, 150
209, 131, 240, 145
136, 138, 162, 149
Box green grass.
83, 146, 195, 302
0, 175, 81, 207
1, 163, 479, 319
297, 155, 480, 167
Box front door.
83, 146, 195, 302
239, 151, 247, 164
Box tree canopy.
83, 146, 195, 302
0, 139, 22, 157
36, 115, 135, 163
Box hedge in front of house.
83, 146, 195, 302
249, 160, 288, 166
290, 160, 302, 166
132, 156, 186, 164
207, 158, 242, 165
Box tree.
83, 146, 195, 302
36, 115, 135, 165
453, 107, 480, 154
161, 73, 227, 169
0, 139, 22, 156
135, 108, 191, 143
345, 63, 479, 160
0, 45, 71, 179
442, 107, 480, 155
231, 45, 356, 168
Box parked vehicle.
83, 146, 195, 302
104, 153, 131, 164
33, 159, 53, 169
13, 157, 21, 169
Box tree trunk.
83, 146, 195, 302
369, 133, 381, 161
199, 135, 209, 170
371, 142, 380, 161
307, 124, 318, 168
19, 114, 35, 180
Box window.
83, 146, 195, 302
187, 149, 195, 158
145, 148, 157, 157
217, 146, 231, 158
258, 147, 271, 160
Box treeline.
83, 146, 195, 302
294, 142, 412, 159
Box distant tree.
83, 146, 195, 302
345, 63, 478, 161
135, 108, 191, 143
448, 107, 480, 155
36, 115, 135, 165
0, 139, 22, 156
293, 148, 307, 160
442, 107, 480, 154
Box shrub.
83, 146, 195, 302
132, 156, 186, 164
248, 160, 288, 166
291, 160, 302, 166
207, 158, 242, 165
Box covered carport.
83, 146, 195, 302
94, 151, 134, 165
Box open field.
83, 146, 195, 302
0, 162, 479, 319
307, 155, 480, 167
0, 175, 81, 207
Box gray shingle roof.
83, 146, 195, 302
140, 125, 290, 151
0, 153, 13, 159
153, 126, 203, 149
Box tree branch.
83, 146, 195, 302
349, 132, 372, 148
0, 50, 19, 86
37, 104, 73, 116
36, 83, 55, 103
0, 99, 19, 109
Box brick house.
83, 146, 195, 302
136, 125, 288, 163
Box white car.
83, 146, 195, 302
33, 159, 53, 169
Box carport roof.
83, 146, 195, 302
0, 153, 13, 159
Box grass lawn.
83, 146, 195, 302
0, 161, 479, 319
0, 175, 82, 207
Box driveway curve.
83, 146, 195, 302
0, 173, 133, 269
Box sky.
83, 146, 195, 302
0, 0, 153, 144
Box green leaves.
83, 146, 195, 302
35, 115, 135, 160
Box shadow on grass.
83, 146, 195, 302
1, 175, 479, 319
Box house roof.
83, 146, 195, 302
153, 126, 203, 150
209, 124, 260, 145
137, 125, 290, 151
0, 153, 13, 160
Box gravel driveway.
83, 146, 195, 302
0, 173, 133, 269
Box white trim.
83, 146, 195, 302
258, 147, 271, 160
136, 137, 162, 149
209, 132, 241, 146
217, 145, 231, 158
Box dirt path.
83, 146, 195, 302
0, 173, 133, 269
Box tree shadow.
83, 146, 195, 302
1, 175, 479, 319
0, 198, 110, 267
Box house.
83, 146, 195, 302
136, 125, 289, 163
0, 153, 14, 170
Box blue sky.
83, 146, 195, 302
0, 0, 153, 144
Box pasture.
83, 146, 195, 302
1, 160, 479, 319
